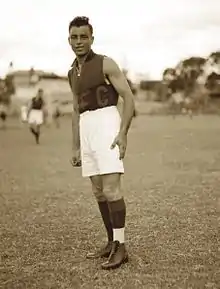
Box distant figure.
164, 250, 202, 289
20, 103, 28, 123
53, 103, 61, 128
170, 92, 194, 119
170, 91, 184, 118
29, 67, 39, 86
0, 79, 9, 129
27, 88, 45, 144
8, 61, 14, 75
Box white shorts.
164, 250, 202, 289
28, 109, 43, 125
80, 106, 124, 177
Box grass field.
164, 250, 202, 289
0, 115, 219, 289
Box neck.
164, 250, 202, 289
76, 50, 91, 65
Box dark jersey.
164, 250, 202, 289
31, 97, 44, 110
68, 50, 119, 114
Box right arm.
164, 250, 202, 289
72, 96, 80, 151
68, 70, 80, 152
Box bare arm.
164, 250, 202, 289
103, 57, 135, 135
68, 70, 80, 151
72, 97, 80, 151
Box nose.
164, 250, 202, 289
76, 36, 82, 45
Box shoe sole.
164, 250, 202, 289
101, 256, 129, 270
86, 253, 110, 260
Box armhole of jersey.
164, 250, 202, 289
68, 58, 76, 88
67, 68, 79, 109
102, 55, 111, 85
68, 68, 74, 91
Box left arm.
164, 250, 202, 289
103, 57, 135, 136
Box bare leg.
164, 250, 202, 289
30, 123, 40, 144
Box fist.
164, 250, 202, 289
70, 158, 81, 167
70, 149, 81, 167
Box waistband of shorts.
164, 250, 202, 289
80, 105, 117, 117
31, 108, 43, 111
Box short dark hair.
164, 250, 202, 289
69, 16, 93, 35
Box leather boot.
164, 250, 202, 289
86, 241, 113, 259
101, 241, 128, 270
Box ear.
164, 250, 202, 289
68, 36, 71, 45
91, 36, 94, 44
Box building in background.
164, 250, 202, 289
7, 69, 72, 118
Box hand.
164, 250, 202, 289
70, 149, 81, 167
110, 132, 127, 160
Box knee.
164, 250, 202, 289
104, 183, 123, 202
93, 190, 106, 202
92, 183, 106, 202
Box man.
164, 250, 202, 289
20, 102, 28, 123
27, 88, 45, 144
68, 16, 135, 270
0, 79, 9, 129
52, 101, 61, 128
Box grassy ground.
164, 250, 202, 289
0, 115, 219, 289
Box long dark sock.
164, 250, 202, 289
108, 198, 126, 243
34, 126, 40, 144
30, 127, 36, 135
98, 201, 113, 242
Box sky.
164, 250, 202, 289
0, 0, 220, 80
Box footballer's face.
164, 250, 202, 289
68, 25, 94, 57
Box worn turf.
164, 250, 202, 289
0, 115, 219, 289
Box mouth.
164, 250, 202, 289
75, 47, 84, 51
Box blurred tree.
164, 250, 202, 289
204, 51, 220, 97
